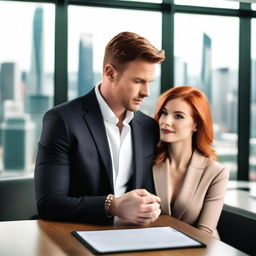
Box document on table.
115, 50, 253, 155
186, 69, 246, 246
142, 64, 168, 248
72, 226, 205, 254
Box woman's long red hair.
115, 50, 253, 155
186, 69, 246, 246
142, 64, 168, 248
154, 86, 217, 165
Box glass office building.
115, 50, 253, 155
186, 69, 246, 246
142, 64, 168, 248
0, 0, 255, 181
0, 3, 54, 175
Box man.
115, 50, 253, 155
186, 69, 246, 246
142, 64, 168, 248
35, 32, 165, 225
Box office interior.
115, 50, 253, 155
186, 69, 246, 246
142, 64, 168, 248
0, 0, 255, 255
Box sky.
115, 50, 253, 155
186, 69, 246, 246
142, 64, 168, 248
0, 1, 255, 75
0, 2, 54, 72
174, 13, 240, 75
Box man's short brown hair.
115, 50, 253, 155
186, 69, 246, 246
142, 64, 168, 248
103, 31, 165, 72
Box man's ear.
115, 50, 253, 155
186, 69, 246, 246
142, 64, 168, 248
105, 64, 117, 81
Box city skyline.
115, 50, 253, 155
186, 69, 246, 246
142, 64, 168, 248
0, 5, 255, 179
1, 3, 247, 73
0, 7, 52, 173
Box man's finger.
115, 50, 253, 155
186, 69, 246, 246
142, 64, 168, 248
141, 194, 161, 204
140, 202, 160, 213
133, 189, 151, 197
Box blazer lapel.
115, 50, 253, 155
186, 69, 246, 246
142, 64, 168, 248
172, 150, 207, 219
82, 89, 114, 191
130, 116, 143, 188
153, 158, 171, 215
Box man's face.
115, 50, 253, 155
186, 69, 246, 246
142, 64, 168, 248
111, 59, 156, 112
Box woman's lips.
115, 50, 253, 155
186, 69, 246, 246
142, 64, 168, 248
160, 128, 175, 134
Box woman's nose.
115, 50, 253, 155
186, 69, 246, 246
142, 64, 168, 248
162, 116, 173, 126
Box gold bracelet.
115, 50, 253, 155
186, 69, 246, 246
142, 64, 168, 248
105, 194, 115, 217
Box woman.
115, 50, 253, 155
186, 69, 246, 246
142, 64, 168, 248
153, 86, 229, 239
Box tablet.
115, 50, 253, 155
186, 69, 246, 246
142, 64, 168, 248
72, 226, 205, 254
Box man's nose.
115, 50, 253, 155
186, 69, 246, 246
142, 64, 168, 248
140, 84, 150, 98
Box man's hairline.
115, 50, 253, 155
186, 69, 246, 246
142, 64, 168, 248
103, 58, 160, 75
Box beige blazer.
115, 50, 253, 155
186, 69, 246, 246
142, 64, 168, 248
153, 150, 229, 239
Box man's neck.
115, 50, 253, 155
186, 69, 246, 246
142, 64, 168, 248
99, 82, 126, 122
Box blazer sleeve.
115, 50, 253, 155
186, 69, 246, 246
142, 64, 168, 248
34, 109, 111, 224
196, 165, 229, 239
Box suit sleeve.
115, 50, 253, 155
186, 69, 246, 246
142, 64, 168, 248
34, 109, 111, 224
196, 166, 229, 239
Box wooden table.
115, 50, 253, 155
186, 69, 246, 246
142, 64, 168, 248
0, 215, 247, 256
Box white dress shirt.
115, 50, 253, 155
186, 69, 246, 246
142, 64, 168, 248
95, 83, 134, 197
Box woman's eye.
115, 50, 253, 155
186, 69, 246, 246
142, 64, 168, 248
160, 110, 168, 116
175, 114, 184, 119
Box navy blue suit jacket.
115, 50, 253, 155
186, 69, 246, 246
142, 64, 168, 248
34, 89, 159, 224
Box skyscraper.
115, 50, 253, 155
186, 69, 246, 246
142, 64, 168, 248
201, 33, 212, 104
29, 7, 44, 95
26, 94, 51, 148
25, 7, 52, 148
252, 59, 256, 104
174, 56, 188, 85
212, 67, 237, 133
250, 59, 256, 138
77, 34, 94, 97
0, 62, 21, 146
0, 62, 20, 122
1, 101, 35, 172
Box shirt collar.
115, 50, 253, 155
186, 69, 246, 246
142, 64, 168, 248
95, 83, 134, 125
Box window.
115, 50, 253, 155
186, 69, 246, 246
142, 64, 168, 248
174, 0, 238, 9
117, 0, 162, 2
0, 2, 54, 176
0, 0, 254, 181
68, 6, 162, 116
174, 13, 239, 179
250, 19, 256, 181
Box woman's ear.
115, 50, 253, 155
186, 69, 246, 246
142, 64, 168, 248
193, 123, 197, 132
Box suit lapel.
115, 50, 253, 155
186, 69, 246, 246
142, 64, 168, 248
172, 150, 206, 219
130, 116, 143, 188
153, 158, 171, 215
82, 89, 114, 191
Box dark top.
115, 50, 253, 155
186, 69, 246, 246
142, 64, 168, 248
34, 88, 159, 224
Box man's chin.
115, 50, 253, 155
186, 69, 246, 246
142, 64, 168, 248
128, 105, 140, 112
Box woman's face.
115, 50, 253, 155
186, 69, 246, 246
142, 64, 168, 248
159, 98, 197, 144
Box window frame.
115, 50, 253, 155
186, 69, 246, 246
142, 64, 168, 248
1, 0, 256, 181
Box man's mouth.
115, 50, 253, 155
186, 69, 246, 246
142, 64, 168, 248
133, 98, 143, 104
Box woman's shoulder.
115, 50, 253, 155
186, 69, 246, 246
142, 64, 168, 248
205, 156, 230, 179
192, 150, 229, 178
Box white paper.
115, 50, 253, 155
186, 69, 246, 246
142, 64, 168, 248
76, 226, 203, 253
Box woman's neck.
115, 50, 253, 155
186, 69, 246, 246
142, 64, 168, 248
168, 141, 193, 171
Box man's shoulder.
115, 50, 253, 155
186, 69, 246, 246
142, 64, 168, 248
49, 89, 96, 115
134, 111, 159, 132
134, 111, 156, 123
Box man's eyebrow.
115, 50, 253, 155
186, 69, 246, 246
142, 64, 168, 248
133, 77, 154, 83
